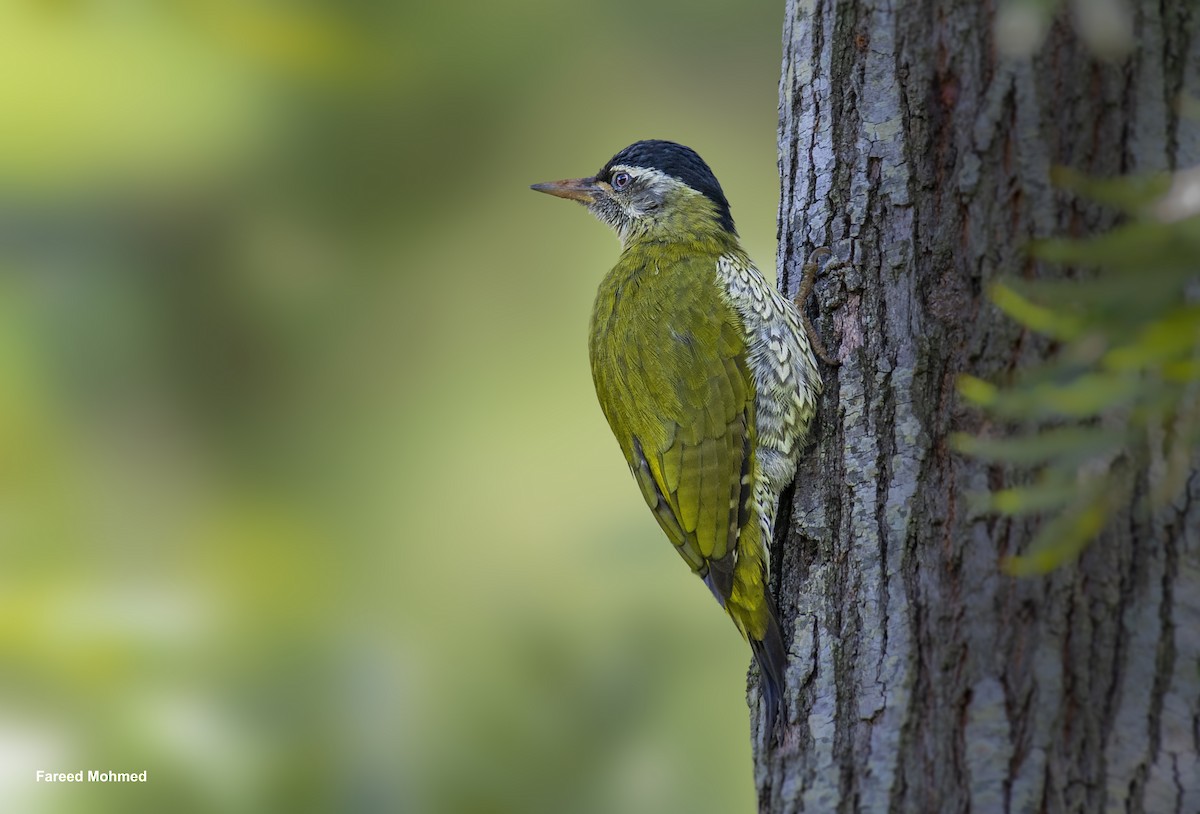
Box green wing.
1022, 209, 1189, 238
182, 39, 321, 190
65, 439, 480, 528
589, 252, 755, 599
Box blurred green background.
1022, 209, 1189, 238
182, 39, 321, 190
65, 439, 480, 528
0, 2, 785, 812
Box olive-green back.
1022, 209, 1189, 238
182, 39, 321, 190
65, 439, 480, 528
589, 243, 756, 589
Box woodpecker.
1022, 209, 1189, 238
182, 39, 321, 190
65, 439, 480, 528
532, 140, 828, 739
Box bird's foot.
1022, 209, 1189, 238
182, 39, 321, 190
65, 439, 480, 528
795, 247, 843, 366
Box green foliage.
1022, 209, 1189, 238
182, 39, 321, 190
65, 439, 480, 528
955, 172, 1200, 575
0, 2, 782, 812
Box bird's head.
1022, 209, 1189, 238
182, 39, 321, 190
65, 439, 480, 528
531, 140, 736, 247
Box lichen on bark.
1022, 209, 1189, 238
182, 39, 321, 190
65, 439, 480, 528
761, 2, 1200, 812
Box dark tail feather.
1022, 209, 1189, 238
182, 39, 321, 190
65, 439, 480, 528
749, 604, 787, 744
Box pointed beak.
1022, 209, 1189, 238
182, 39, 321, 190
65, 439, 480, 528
530, 176, 602, 204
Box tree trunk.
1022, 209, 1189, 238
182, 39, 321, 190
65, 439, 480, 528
762, 2, 1200, 812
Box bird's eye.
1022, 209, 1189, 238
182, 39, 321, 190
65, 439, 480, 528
611, 171, 631, 190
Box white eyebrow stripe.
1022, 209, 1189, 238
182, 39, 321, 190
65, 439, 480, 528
604, 165, 676, 187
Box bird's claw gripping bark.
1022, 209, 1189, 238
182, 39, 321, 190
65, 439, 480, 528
795, 247, 841, 366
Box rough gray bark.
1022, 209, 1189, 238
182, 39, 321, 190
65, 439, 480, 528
761, 2, 1200, 812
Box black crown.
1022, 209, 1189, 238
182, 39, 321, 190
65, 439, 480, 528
600, 140, 735, 234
